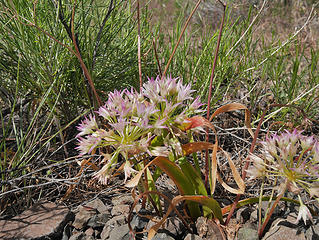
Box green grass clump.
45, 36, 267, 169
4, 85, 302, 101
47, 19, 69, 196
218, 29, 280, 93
0, 0, 157, 120
153, 0, 319, 125
0, 0, 158, 210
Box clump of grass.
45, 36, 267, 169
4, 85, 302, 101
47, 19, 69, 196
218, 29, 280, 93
0, 0, 158, 120
0, 0, 159, 215
150, 0, 319, 127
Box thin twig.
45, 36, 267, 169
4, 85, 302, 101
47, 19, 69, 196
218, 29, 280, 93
71, 0, 102, 106
205, 0, 226, 187
92, 0, 115, 70
152, 37, 162, 77
137, 0, 143, 91
161, 0, 202, 79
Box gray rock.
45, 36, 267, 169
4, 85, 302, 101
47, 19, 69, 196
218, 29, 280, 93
100, 214, 127, 239
106, 214, 126, 227
87, 213, 110, 228
196, 216, 225, 240
73, 206, 96, 229
163, 217, 185, 236
196, 216, 208, 238
62, 223, 72, 240
0, 201, 73, 240
146, 216, 184, 238
130, 211, 150, 231
184, 233, 203, 240
69, 232, 85, 240
262, 213, 306, 240
237, 223, 258, 240
84, 236, 95, 240
152, 232, 175, 240
111, 194, 134, 206
84, 227, 94, 236
84, 198, 109, 214
305, 221, 319, 239
100, 225, 111, 240
108, 224, 133, 240
111, 204, 130, 216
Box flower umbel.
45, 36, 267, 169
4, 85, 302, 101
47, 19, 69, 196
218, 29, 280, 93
247, 129, 319, 228
247, 130, 319, 194
76, 76, 202, 184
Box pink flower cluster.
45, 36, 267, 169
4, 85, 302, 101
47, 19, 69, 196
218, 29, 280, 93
76, 76, 203, 184
247, 129, 319, 224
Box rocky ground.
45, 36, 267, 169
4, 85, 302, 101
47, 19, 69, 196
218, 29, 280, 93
1, 189, 319, 240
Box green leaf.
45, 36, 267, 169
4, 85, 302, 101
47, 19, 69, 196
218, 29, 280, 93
126, 156, 201, 218
178, 157, 207, 196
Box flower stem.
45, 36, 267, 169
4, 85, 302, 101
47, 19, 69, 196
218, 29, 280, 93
258, 181, 287, 238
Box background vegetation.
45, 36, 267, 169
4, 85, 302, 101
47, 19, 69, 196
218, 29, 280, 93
0, 0, 318, 217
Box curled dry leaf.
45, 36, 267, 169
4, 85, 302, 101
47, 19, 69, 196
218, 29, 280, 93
209, 103, 254, 138
182, 142, 245, 195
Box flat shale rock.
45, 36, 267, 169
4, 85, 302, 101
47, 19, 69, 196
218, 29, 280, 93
0, 201, 73, 240
152, 232, 175, 240
72, 206, 97, 229
196, 216, 226, 240
108, 224, 132, 240
184, 233, 203, 240
111, 204, 130, 216
84, 198, 109, 214
237, 223, 258, 240
262, 213, 306, 240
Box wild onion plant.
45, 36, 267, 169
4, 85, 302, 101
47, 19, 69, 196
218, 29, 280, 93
76, 75, 254, 238
246, 129, 319, 236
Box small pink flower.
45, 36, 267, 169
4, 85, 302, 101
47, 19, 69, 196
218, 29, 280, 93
188, 96, 203, 113
76, 135, 101, 155
246, 154, 267, 180
123, 161, 137, 182
296, 204, 313, 225
300, 136, 315, 150
76, 115, 98, 137
177, 82, 194, 102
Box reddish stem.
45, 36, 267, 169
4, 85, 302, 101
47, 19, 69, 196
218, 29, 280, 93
161, 0, 202, 80
137, 0, 142, 92
71, 0, 102, 107
205, 1, 226, 188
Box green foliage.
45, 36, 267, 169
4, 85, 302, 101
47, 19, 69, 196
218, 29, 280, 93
1, 1, 319, 235
0, 0, 157, 209
0, 0, 156, 120
153, 1, 319, 123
